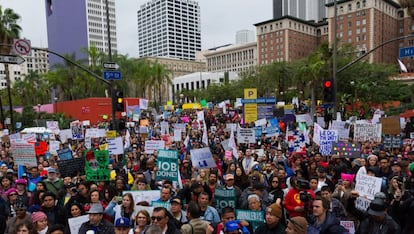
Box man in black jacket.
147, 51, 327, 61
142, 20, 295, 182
307, 196, 347, 234
79, 203, 114, 234
40, 191, 68, 227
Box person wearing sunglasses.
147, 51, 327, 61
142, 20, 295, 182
151, 207, 180, 234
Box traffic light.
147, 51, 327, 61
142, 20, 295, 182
115, 91, 124, 112
323, 80, 334, 103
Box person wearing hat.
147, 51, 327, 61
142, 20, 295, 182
5, 187, 19, 217
169, 196, 188, 227
32, 211, 48, 234
43, 167, 64, 198
286, 216, 308, 234
316, 165, 335, 192
307, 196, 347, 234
222, 174, 242, 206
4, 201, 32, 234
254, 202, 286, 234
15, 178, 29, 207
114, 217, 132, 234
181, 201, 213, 234
78, 203, 114, 234
357, 197, 400, 234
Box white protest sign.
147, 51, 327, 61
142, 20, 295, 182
295, 113, 313, 126
85, 137, 91, 149
9, 133, 20, 140
160, 122, 169, 135
221, 139, 232, 151
313, 123, 323, 145
354, 123, 382, 143
11, 142, 37, 166
46, 121, 60, 134
331, 121, 350, 142
173, 129, 181, 142
254, 118, 267, 127
127, 190, 160, 206
319, 129, 338, 156
144, 140, 165, 154
59, 129, 72, 143
197, 110, 205, 121
49, 140, 60, 155
237, 127, 256, 144
82, 120, 90, 126
22, 133, 36, 143
68, 214, 89, 234
107, 137, 124, 155
190, 147, 217, 169
226, 123, 237, 132
355, 196, 371, 211
340, 221, 355, 234
173, 123, 187, 132
85, 128, 106, 138
355, 174, 382, 200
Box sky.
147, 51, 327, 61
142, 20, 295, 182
0, 0, 272, 58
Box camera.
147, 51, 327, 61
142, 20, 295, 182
299, 191, 311, 203
71, 187, 78, 193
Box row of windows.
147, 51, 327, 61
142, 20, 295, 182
175, 80, 210, 92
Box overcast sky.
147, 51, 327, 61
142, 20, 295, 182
0, 0, 272, 57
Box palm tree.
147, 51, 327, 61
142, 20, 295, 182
152, 60, 172, 107
0, 6, 22, 130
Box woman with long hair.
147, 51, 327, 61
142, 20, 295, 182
69, 203, 84, 218
234, 166, 249, 191
133, 210, 151, 234
30, 211, 48, 234
28, 190, 45, 213
104, 192, 137, 226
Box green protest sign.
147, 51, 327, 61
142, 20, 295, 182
155, 150, 179, 184
236, 209, 264, 231
151, 201, 171, 210
85, 150, 110, 181
214, 188, 236, 212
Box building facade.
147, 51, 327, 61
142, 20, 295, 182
273, 0, 328, 22
197, 42, 258, 73
137, 0, 201, 60
255, 16, 329, 64
45, 0, 117, 65
236, 30, 255, 44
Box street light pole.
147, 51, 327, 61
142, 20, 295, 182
333, 0, 338, 117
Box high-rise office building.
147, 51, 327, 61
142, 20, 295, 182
236, 30, 255, 44
273, 0, 328, 22
45, 0, 117, 65
137, 0, 201, 60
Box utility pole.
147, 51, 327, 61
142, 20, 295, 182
333, 0, 338, 118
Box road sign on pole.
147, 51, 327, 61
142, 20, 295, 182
13, 39, 31, 56
0, 54, 25, 65
103, 70, 121, 80
103, 62, 119, 70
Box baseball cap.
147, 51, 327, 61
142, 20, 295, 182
225, 220, 240, 232
225, 174, 234, 180
115, 217, 130, 228
87, 203, 104, 214
48, 168, 56, 173
170, 197, 182, 205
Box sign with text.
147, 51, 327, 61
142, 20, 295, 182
237, 127, 256, 144
151, 201, 171, 210
68, 215, 89, 234
340, 221, 356, 234
236, 210, 264, 231
70, 121, 84, 140
107, 137, 124, 155
215, 188, 236, 213
128, 190, 160, 210
144, 140, 165, 154
355, 174, 382, 200
354, 123, 382, 143
190, 147, 217, 169
355, 196, 371, 211
85, 128, 106, 138
56, 157, 85, 178
331, 142, 361, 158
11, 142, 37, 166
319, 129, 338, 156
331, 121, 350, 142
381, 116, 401, 135
155, 150, 179, 185
56, 147, 73, 160
85, 150, 110, 181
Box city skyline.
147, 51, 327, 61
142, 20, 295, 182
0, 0, 272, 58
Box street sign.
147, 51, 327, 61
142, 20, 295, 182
399, 46, 414, 58
13, 39, 31, 56
103, 70, 121, 80
0, 54, 25, 65
103, 62, 119, 70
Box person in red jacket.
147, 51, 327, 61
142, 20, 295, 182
284, 177, 315, 218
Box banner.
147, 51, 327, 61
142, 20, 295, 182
355, 174, 382, 200
155, 150, 179, 185
56, 147, 73, 160
190, 147, 217, 169
85, 150, 110, 181
11, 142, 37, 166
144, 140, 165, 154
354, 123, 382, 143
331, 142, 361, 158
215, 188, 236, 213
236, 210, 264, 231
237, 127, 256, 144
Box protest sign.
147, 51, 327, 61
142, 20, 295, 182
34, 141, 48, 156
381, 116, 401, 135
68, 215, 89, 234
354, 123, 382, 143
355, 174, 382, 200
295, 113, 313, 126
331, 142, 361, 158
237, 127, 256, 144
331, 121, 350, 142
70, 121, 84, 140
156, 150, 179, 185
105, 130, 116, 139
264, 126, 280, 138
49, 140, 61, 155
254, 126, 263, 139
56, 147, 73, 160
313, 123, 323, 145
355, 197, 371, 211
22, 133, 36, 143
319, 129, 338, 156
85, 150, 110, 181
340, 221, 355, 234
56, 157, 85, 178
161, 121, 169, 135
173, 129, 181, 142
59, 129, 72, 143
173, 123, 187, 132
46, 121, 60, 134
11, 142, 37, 166
107, 137, 124, 155
144, 140, 165, 154
236, 210, 264, 231
128, 190, 160, 209
255, 118, 267, 127
215, 188, 236, 212
151, 201, 171, 210
392, 136, 401, 148
221, 139, 232, 151
190, 147, 217, 169
226, 123, 237, 132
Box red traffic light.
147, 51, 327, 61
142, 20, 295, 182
323, 80, 332, 88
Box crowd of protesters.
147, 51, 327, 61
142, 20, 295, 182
0, 106, 413, 234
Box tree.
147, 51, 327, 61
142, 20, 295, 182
0, 6, 22, 130
152, 60, 172, 107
